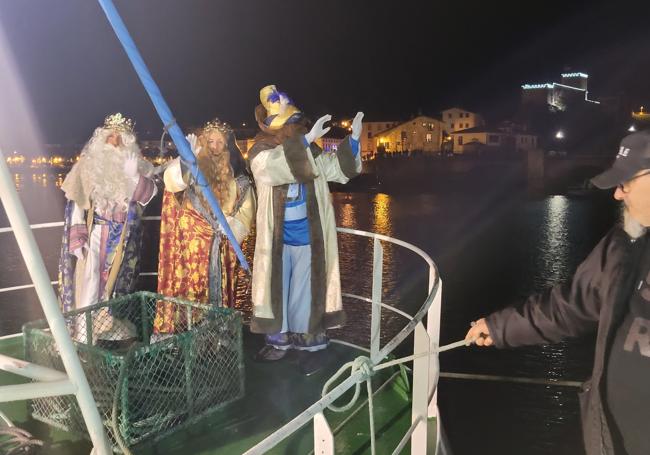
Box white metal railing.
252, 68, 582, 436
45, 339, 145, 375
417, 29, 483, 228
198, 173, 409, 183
237, 229, 442, 455
0, 151, 112, 455
0, 217, 443, 454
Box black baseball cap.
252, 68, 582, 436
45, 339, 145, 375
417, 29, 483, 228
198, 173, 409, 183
591, 131, 650, 189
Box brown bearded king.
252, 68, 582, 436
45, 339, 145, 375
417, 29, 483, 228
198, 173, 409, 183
58, 113, 157, 343
153, 119, 255, 336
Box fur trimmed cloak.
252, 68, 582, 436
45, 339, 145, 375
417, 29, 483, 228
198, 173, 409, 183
248, 132, 361, 334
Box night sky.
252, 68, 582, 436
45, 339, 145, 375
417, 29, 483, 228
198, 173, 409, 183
1, 0, 650, 148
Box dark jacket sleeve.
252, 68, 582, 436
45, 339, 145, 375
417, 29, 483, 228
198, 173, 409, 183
486, 231, 619, 348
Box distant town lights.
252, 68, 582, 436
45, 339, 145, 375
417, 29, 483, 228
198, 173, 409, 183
521, 83, 554, 90
561, 72, 588, 78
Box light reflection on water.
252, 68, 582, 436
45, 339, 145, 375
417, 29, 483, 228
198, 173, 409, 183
0, 176, 620, 455
538, 195, 570, 286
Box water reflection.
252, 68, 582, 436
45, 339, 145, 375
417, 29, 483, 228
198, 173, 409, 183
10, 171, 66, 192
372, 193, 393, 237
13, 173, 22, 191
337, 194, 356, 227
0, 177, 620, 455
538, 195, 570, 286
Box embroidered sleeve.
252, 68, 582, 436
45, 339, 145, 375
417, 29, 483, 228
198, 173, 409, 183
69, 223, 88, 252
133, 175, 158, 205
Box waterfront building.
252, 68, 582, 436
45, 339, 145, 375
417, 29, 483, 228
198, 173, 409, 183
441, 108, 485, 133
450, 122, 538, 155
373, 115, 446, 155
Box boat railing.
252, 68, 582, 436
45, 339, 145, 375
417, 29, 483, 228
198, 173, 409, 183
0, 153, 112, 454
242, 226, 442, 455
0, 212, 444, 454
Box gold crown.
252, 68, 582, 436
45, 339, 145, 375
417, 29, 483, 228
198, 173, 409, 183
203, 118, 232, 135
103, 113, 134, 133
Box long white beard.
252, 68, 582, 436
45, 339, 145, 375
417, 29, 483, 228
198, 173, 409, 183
83, 143, 138, 213
622, 205, 647, 240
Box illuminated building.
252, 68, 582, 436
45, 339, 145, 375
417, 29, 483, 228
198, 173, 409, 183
372, 116, 446, 156
441, 108, 485, 133
361, 121, 400, 157
450, 123, 538, 154
521, 72, 600, 111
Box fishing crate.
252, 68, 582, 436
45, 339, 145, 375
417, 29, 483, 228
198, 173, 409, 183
23, 291, 244, 451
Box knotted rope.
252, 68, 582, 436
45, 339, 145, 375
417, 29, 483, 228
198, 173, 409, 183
322, 356, 376, 454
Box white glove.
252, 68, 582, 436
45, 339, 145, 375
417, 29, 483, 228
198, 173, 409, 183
186, 133, 202, 157
305, 114, 332, 144
123, 152, 139, 180
351, 111, 364, 141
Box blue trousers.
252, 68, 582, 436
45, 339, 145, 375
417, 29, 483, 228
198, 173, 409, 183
265, 244, 328, 351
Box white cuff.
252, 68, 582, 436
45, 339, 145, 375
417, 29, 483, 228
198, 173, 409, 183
226, 215, 248, 244
163, 158, 188, 192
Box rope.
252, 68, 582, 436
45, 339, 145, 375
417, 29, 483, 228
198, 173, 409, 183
319, 339, 476, 454
162, 118, 176, 132
0, 427, 43, 454
321, 356, 376, 455
157, 117, 177, 163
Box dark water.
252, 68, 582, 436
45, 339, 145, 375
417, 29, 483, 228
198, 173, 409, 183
0, 171, 620, 455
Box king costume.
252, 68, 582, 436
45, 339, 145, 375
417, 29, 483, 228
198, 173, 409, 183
153, 119, 255, 335
58, 113, 158, 342
248, 85, 363, 365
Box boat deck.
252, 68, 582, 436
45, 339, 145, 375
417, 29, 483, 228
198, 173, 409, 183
0, 330, 436, 454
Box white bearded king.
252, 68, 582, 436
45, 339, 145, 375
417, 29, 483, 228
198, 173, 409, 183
59, 113, 158, 343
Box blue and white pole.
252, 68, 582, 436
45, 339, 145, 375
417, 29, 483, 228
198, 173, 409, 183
96, 0, 250, 271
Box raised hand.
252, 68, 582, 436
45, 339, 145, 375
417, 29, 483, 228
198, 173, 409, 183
186, 133, 202, 157
351, 112, 364, 141
123, 152, 139, 179
305, 114, 332, 144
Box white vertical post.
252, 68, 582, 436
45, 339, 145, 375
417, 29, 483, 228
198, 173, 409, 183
0, 150, 111, 455
427, 274, 442, 418
370, 238, 383, 363
411, 322, 430, 454
313, 412, 334, 455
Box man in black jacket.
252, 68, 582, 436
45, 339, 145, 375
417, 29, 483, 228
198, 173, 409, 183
466, 131, 650, 455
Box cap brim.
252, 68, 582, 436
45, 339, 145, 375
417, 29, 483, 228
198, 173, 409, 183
590, 166, 636, 189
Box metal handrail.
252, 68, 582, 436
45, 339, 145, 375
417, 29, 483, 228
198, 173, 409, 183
243, 231, 440, 454
0, 217, 442, 454
0, 152, 112, 455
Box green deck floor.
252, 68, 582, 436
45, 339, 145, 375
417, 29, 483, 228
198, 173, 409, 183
0, 331, 436, 454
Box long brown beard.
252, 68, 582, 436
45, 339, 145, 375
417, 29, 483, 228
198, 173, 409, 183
196, 147, 234, 212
